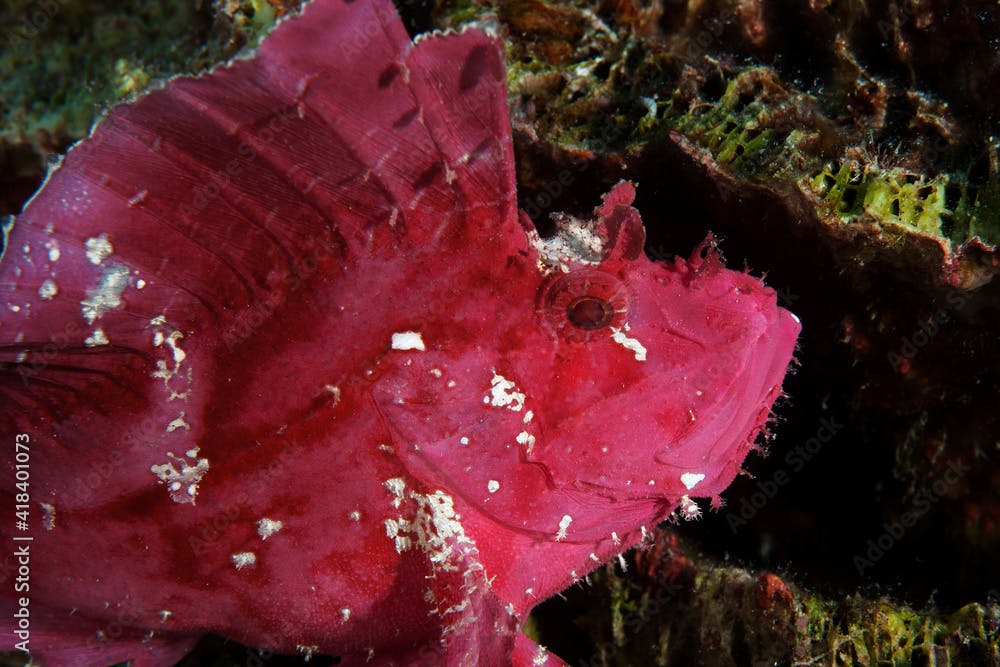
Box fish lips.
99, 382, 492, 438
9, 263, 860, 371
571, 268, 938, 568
650, 303, 800, 501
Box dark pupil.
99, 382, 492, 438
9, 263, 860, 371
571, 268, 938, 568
566, 296, 613, 330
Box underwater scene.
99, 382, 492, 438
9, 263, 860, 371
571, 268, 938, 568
0, 0, 997, 665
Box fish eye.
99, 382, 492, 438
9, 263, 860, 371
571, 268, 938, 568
539, 269, 629, 341
566, 296, 614, 330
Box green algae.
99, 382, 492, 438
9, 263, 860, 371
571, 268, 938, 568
455, 0, 1000, 255
561, 534, 1000, 667
801, 595, 1000, 666
658, 71, 782, 177
808, 162, 1000, 247
627, 61, 1000, 250
0, 1, 286, 146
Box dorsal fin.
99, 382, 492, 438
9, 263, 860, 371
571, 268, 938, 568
0, 0, 517, 440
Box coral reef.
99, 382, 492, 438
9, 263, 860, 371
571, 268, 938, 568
0, 0, 299, 215
532, 529, 1000, 666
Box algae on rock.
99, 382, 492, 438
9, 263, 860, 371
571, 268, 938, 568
0, 0, 297, 214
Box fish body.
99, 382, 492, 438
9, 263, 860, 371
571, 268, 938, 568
0, 0, 799, 664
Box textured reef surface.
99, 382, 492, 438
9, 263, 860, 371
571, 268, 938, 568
1, 0, 998, 665
0, 0, 298, 216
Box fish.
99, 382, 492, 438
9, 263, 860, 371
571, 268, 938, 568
0, 0, 800, 664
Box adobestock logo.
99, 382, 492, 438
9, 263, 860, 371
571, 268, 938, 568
886, 290, 972, 373
852, 457, 973, 576
727, 414, 843, 533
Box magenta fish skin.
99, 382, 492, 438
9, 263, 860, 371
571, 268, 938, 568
0, 0, 800, 664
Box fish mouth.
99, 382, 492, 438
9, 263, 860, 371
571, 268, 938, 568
652, 305, 801, 500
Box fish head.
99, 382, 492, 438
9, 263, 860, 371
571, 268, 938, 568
379, 180, 800, 555
517, 183, 802, 508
